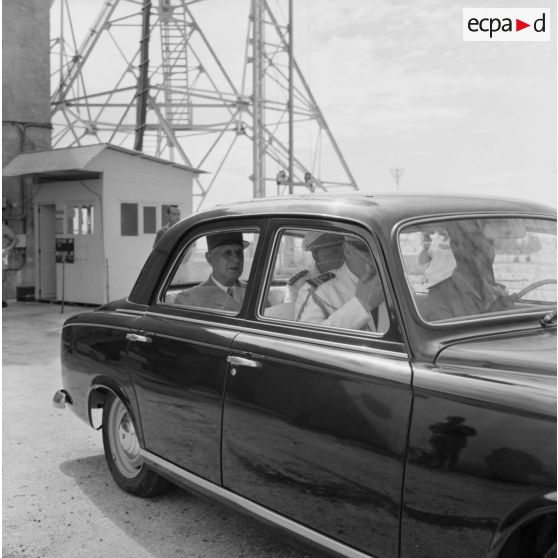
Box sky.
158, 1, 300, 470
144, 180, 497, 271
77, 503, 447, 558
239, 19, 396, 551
50, 0, 556, 209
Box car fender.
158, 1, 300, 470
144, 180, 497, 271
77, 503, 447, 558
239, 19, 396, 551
485, 491, 557, 557
87, 377, 143, 442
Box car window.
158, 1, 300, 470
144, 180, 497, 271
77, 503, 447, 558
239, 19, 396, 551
399, 217, 557, 323
162, 229, 260, 315
260, 227, 389, 334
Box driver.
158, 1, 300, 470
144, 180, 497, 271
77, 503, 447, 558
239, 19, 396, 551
423, 221, 514, 321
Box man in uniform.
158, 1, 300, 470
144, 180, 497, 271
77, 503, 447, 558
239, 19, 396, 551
295, 236, 388, 332
284, 231, 345, 304
174, 231, 248, 312
153, 205, 181, 247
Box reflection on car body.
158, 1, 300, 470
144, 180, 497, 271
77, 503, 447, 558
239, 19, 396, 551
54, 194, 556, 558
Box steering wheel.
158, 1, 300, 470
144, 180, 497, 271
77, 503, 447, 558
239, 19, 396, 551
514, 279, 557, 301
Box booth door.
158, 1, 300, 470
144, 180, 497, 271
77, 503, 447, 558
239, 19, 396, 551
37, 204, 56, 300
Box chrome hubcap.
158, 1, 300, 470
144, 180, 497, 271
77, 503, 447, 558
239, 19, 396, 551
109, 399, 142, 478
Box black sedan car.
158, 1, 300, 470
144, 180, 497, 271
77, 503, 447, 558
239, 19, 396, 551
54, 194, 556, 558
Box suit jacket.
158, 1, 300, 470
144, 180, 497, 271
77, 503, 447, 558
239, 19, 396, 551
174, 277, 246, 313
153, 224, 171, 248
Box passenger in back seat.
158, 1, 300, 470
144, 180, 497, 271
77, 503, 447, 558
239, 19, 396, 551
284, 231, 345, 304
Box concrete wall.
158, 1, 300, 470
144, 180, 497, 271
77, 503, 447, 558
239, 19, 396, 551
97, 150, 194, 301
2, 0, 51, 298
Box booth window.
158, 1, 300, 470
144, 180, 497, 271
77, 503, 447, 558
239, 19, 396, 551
121, 203, 138, 236
69, 205, 94, 235
56, 209, 65, 234
143, 206, 156, 234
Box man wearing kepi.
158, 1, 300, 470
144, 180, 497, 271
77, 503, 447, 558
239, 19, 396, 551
174, 231, 248, 312
284, 231, 345, 304
295, 236, 388, 332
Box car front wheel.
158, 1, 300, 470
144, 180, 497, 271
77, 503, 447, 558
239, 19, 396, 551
102, 393, 168, 497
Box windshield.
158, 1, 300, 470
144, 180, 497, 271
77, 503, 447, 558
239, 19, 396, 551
398, 217, 556, 323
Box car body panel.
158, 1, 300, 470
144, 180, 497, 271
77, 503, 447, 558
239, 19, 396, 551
222, 328, 412, 557
126, 310, 241, 484
61, 307, 143, 427
437, 327, 557, 378
402, 359, 556, 558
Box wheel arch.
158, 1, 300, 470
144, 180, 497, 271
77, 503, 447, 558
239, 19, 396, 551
486, 491, 556, 558
87, 378, 137, 433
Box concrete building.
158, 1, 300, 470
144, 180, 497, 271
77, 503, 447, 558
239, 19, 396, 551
3, 144, 199, 304
2, 0, 52, 299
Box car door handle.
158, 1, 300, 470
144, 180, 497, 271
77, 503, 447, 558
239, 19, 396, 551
226, 356, 262, 368
126, 333, 152, 343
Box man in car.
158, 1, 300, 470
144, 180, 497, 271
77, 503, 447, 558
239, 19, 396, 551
295, 236, 388, 332
284, 231, 345, 304
423, 221, 514, 321
174, 231, 248, 312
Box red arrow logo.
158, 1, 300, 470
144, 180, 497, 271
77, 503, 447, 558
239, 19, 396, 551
516, 19, 530, 31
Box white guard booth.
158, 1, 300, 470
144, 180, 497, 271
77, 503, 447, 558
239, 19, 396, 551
3, 144, 200, 305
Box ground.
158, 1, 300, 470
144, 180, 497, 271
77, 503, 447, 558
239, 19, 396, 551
2, 302, 312, 558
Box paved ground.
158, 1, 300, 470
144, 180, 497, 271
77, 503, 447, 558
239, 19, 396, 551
2, 302, 312, 558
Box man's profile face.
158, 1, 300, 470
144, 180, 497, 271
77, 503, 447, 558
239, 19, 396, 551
168, 207, 181, 225
344, 241, 376, 279
206, 243, 244, 286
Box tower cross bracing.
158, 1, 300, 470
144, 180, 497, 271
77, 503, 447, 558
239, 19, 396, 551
50, 0, 358, 209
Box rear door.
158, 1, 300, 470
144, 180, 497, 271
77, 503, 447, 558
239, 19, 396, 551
222, 220, 413, 558
128, 219, 265, 484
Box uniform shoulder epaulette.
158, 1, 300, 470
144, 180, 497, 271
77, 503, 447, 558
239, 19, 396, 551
306, 271, 335, 289
287, 269, 309, 285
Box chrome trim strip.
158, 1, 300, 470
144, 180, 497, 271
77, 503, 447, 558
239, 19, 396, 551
62, 322, 132, 332
237, 323, 407, 358
115, 309, 146, 316
145, 310, 242, 331
141, 450, 376, 558
144, 310, 407, 358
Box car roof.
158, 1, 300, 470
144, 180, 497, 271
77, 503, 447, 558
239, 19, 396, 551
186, 193, 556, 232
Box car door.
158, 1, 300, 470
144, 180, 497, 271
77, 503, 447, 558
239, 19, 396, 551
221, 220, 413, 558
127, 220, 265, 484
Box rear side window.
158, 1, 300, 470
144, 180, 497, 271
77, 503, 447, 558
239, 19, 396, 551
260, 227, 389, 334
161, 229, 260, 316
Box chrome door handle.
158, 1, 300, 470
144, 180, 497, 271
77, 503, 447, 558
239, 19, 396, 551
126, 333, 152, 343
226, 355, 261, 368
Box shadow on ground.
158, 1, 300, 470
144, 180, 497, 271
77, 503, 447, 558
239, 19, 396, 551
59, 454, 313, 558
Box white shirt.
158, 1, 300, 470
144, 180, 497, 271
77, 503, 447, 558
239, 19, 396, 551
295, 263, 388, 332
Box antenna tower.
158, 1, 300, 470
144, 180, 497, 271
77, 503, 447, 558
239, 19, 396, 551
50, 0, 358, 209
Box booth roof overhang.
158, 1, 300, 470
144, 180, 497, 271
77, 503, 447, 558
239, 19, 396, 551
2, 143, 203, 182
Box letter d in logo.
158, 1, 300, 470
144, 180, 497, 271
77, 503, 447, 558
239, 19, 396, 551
534, 13, 546, 32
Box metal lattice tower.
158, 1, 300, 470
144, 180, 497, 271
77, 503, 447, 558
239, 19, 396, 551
50, 0, 358, 209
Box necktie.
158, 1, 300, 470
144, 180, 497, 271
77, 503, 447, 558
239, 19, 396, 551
227, 287, 237, 302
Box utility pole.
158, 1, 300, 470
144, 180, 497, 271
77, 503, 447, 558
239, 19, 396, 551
287, 0, 294, 194
134, 0, 151, 152
252, 0, 266, 198
390, 167, 405, 190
